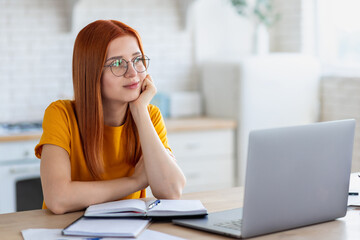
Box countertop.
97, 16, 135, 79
165, 117, 236, 132
2, 187, 360, 240
0, 117, 236, 142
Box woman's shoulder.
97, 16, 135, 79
148, 104, 162, 118
148, 104, 160, 113
148, 104, 166, 127
46, 99, 75, 112
45, 99, 76, 119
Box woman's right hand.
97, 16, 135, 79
131, 156, 149, 190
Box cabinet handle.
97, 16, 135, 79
23, 150, 30, 157
186, 173, 200, 180
185, 143, 200, 150
9, 167, 39, 174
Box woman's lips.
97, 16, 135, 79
123, 82, 139, 89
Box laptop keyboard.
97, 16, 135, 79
214, 219, 242, 231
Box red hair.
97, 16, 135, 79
72, 20, 144, 179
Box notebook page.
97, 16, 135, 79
63, 218, 150, 237
146, 200, 207, 214
22, 228, 186, 240
86, 199, 146, 215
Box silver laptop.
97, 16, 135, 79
173, 119, 355, 238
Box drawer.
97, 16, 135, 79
183, 182, 232, 193
177, 155, 234, 190
168, 130, 234, 157
0, 140, 39, 162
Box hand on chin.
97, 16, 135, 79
129, 75, 156, 114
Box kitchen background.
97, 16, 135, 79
1, 0, 360, 213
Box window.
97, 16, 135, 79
317, 0, 360, 76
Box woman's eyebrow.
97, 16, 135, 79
105, 56, 122, 62
105, 52, 142, 62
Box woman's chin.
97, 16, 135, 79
126, 91, 141, 102
104, 90, 141, 104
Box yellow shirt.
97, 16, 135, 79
35, 100, 171, 208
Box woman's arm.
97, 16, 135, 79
130, 76, 186, 199
40, 144, 148, 214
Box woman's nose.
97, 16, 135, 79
124, 62, 137, 77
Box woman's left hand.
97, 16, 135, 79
129, 74, 157, 112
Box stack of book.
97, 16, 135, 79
62, 199, 208, 238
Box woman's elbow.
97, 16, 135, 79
153, 189, 182, 199
155, 181, 186, 199
177, 175, 186, 196
170, 177, 186, 199
43, 192, 70, 214
169, 191, 182, 199
46, 200, 68, 215
166, 188, 182, 199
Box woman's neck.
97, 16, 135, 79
102, 100, 128, 127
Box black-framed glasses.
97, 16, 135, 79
104, 55, 150, 77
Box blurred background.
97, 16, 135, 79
1, 0, 360, 212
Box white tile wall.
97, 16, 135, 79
1, 0, 75, 123
0, 0, 196, 123
269, 0, 316, 54
320, 77, 360, 172
0, 0, 333, 127
270, 0, 302, 52
73, 0, 196, 92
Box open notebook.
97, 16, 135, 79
84, 199, 208, 218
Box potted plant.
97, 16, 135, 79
229, 0, 280, 54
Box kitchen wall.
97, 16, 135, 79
0, 0, 196, 123
191, 0, 253, 62
192, 0, 306, 60
2, 0, 359, 173
320, 77, 360, 172
274, 0, 360, 172
0, 0, 73, 122
270, 0, 315, 54
0, 0, 307, 124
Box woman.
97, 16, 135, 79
35, 20, 186, 214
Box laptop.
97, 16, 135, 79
173, 119, 355, 238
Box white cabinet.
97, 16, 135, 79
201, 54, 320, 185
168, 129, 235, 193
0, 138, 41, 213
0, 140, 39, 162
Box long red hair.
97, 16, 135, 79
72, 20, 144, 179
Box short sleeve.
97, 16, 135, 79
34, 101, 72, 158
148, 104, 172, 152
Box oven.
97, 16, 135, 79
0, 123, 43, 214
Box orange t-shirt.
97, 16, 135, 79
35, 100, 171, 208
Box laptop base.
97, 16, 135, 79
173, 208, 243, 238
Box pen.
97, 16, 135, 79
57, 238, 102, 240
349, 192, 359, 196
148, 199, 161, 209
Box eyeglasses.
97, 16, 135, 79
104, 55, 150, 77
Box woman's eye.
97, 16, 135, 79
113, 60, 121, 67
134, 56, 142, 63
112, 59, 127, 69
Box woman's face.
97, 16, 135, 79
101, 35, 146, 105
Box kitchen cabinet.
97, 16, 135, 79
166, 118, 236, 194
0, 140, 39, 162
0, 139, 42, 213
201, 55, 320, 185
0, 118, 236, 198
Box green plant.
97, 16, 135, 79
229, 0, 248, 16
229, 0, 280, 28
